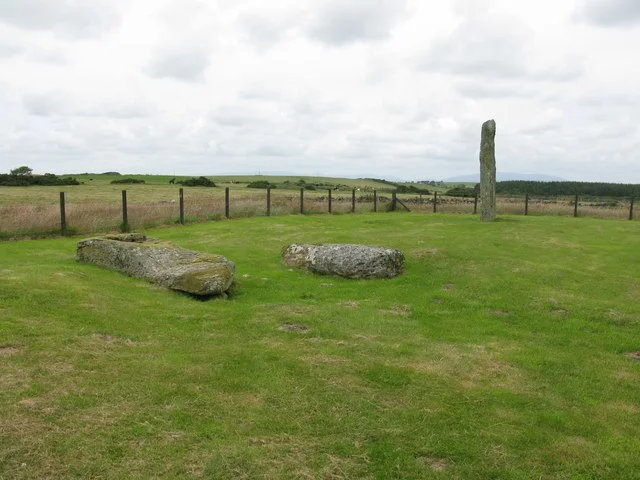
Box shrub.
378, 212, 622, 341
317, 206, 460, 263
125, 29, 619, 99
445, 187, 476, 197
0, 174, 79, 186
396, 185, 430, 195
178, 176, 216, 187
110, 178, 145, 185
247, 181, 276, 189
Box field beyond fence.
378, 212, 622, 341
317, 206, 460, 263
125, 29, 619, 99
0, 183, 636, 238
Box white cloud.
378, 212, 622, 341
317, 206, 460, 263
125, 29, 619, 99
0, 0, 638, 182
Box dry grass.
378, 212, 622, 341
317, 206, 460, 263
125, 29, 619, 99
0, 186, 635, 237
402, 343, 522, 391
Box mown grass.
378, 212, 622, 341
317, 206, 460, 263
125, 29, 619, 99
1, 214, 639, 479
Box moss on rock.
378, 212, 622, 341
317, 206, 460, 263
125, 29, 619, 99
76, 234, 235, 296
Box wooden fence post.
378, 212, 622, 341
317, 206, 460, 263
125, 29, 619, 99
225, 187, 230, 219
121, 190, 129, 232
524, 193, 529, 216
433, 192, 438, 213
473, 194, 478, 215
373, 190, 377, 212
328, 189, 332, 213
352, 189, 356, 213
59, 192, 66, 235
179, 188, 185, 225
266, 188, 271, 217
574, 194, 579, 218
300, 188, 304, 214
392, 192, 397, 211
630, 197, 635, 221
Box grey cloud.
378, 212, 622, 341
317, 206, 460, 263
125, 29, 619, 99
291, 98, 344, 117
238, 86, 285, 102
146, 44, 211, 82
576, 0, 640, 27
249, 143, 304, 157
578, 91, 640, 108
22, 93, 62, 116
305, 0, 408, 45
157, 0, 209, 29
29, 48, 67, 64
0, 41, 24, 58
451, 0, 495, 18
22, 93, 152, 119
0, 0, 120, 38
421, 13, 585, 100
420, 14, 531, 78
531, 60, 585, 82
238, 87, 345, 119
238, 12, 294, 51
81, 103, 154, 120
212, 105, 268, 127
453, 80, 538, 99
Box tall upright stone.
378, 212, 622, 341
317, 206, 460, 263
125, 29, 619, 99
479, 119, 497, 222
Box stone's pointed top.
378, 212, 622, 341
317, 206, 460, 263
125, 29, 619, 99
482, 119, 496, 135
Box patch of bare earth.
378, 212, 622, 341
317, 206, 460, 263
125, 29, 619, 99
267, 304, 316, 316
88, 334, 143, 347
300, 354, 348, 365
380, 305, 412, 316
353, 333, 379, 341
604, 401, 640, 413
18, 397, 56, 415
279, 323, 310, 333
404, 343, 522, 391
411, 248, 440, 259
489, 309, 510, 316
416, 456, 448, 472
0, 344, 21, 356
216, 392, 263, 408
339, 300, 359, 308
625, 351, 640, 361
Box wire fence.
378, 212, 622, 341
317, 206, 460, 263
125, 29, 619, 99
0, 187, 636, 239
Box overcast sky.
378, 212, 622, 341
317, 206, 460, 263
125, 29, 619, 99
0, 0, 639, 181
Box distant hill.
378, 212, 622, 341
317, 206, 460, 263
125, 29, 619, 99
444, 172, 565, 183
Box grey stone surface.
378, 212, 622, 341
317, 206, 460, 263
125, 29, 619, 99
479, 119, 497, 222
282, 244, 404, 279
103, 233, 146, 242
76, 235, 235, 296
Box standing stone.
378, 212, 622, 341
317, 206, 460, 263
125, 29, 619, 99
479, 119, 497, 222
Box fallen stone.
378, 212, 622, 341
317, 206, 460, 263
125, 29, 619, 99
76, 235, 235, 296
282, 244, 404, 279
103, 233, 146, 242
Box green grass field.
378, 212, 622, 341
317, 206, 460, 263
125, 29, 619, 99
67, 174, 398, 190
1, 214, 639, 479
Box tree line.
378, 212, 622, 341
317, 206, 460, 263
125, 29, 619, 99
1, 166, 79, 186
495, 181, 639, 197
